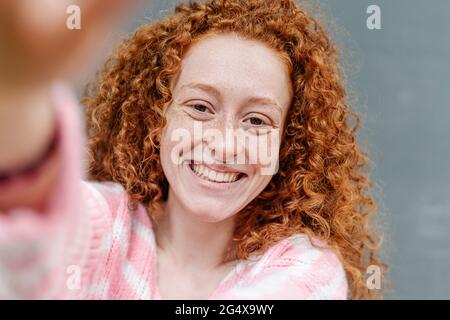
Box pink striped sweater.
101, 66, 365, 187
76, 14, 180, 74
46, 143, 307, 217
0, 83, 348, 299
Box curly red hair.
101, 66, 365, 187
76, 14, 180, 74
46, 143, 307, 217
83, 0, 386, 299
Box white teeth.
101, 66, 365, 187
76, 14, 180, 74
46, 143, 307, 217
197, 164, 205, 176
191, 164, 241, 183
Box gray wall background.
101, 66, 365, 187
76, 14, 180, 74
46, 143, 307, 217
82, 0, 450, 299
322, 0, 450, 299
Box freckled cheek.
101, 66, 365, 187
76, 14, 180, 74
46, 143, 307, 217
243, 131, 281, 175
160, 118, 198, 166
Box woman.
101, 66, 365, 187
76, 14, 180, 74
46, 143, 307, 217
0, 0, 385, 299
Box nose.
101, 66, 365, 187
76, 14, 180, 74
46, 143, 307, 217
203, 120, 243, 164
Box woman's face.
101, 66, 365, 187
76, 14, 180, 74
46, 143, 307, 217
160, 33, 292, 222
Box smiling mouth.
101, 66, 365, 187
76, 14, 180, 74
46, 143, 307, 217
188, 161, 246, 183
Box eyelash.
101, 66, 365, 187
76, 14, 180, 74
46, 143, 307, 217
245, 116, 268, 126
191, 103, 212, 114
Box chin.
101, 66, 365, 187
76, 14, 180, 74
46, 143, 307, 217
184, 199, 239, 223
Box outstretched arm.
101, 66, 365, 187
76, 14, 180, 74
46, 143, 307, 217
0, 0, 143, 298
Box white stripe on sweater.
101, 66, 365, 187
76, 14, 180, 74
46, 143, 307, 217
308, 263, 347, 299
226, 249, 323, 299
131, 216, 156, 249
122, 260, 151, 299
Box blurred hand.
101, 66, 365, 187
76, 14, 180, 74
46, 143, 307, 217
0, 0, 142, 87
0, 0, 144, 210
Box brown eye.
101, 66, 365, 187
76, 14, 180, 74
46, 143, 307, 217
193, 104, 209, 113
248, 117, 265, 125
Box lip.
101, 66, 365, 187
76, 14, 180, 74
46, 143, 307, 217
188, 160, 246, 175
184, 162, 247, 191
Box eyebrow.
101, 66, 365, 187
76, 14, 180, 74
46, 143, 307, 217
179, 82, 283, 112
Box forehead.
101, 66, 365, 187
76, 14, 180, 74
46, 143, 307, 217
172, 34, 292, 107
